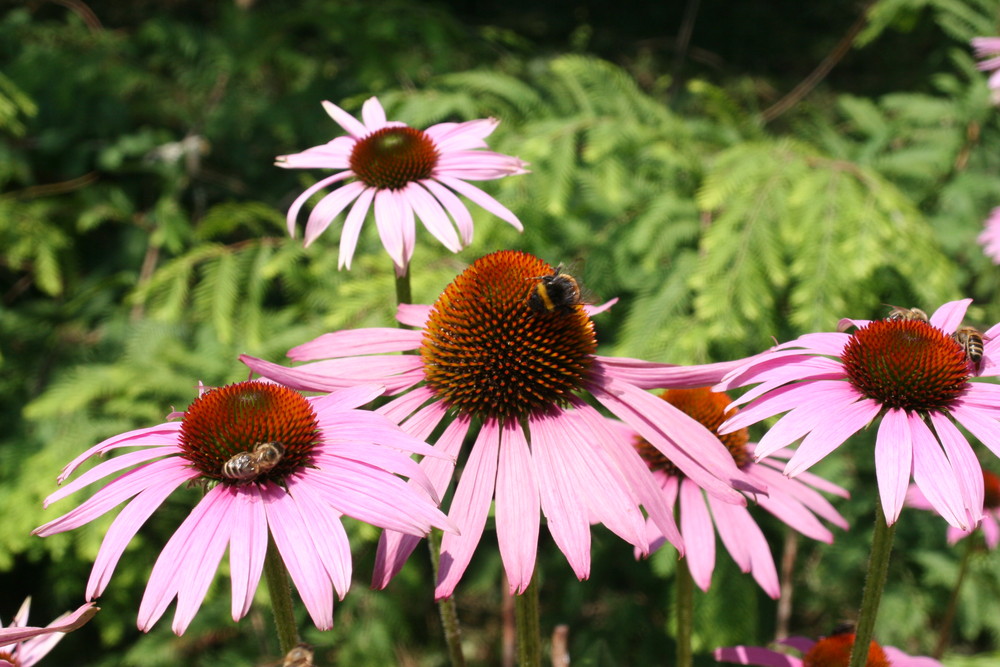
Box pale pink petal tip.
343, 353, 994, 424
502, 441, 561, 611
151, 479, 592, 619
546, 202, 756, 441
0, 601, 98, 645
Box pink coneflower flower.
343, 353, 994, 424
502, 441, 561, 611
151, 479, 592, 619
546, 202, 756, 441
977, 207, 1000, 264
718, 299, 1000, 533
241, 250, 764, 598
631, 387, 848, 598
279, 96, 528, 273
0, 599, 97, 666
908, 469, 1000, 548
33, 381, 453, 634
715, 632, 944, 667
972, 37, 1000, 100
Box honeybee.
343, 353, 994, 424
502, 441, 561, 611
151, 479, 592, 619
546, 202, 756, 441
527, 264, 582, 314
221, 441, 285, 481
953, 326, 985, 370
885, 305, 929, 323
282, 643, 314, 667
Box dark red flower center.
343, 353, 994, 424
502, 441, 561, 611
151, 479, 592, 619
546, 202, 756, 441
984, 470, 1000, 510
635, 387, 751, 475
349, 126, 439, 190
803, 633, 889, 667
179, 381, 320, 485
841, 320, 969, 412
420, 250, 597, 421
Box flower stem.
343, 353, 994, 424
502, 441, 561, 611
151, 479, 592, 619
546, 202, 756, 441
515, 576, 542, 667
848, 500, 896, 667
428, 530, 467, 666
263, 532, 300, 655
676, 558, 694, 667
933, 532, 976, 659
395, 268, 412, 310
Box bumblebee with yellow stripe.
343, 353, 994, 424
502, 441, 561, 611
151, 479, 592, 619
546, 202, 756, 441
527, 264, 582, 315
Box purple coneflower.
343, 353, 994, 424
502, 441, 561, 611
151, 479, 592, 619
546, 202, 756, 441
908, 468, 1000, 548
973, 37, 1000, 101
718, 299, 1000, 532
241, 250, 763, 598
977, 207, 1000, 264
279, 96, 528, 273
631, 387, 848, 598
0, 599, 97, 666
715, 632, 943, 667
34, 382, 453, 634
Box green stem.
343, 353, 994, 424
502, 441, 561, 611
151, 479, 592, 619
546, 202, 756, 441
395, 268, 412, 312
848, 501, 896, 667
428, 531, 467, 667
263, 532, 300, 655
676, 558, 694, 667
933, 532, 976, 659
515, 576, 542, 667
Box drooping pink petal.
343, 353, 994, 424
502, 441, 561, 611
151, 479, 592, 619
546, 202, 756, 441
0, 602, 98, 646
679, 480, 716, 592
360, 96, 388, 132
240, 354, 424, 394
285, 172, 353, 237
436, 419, 501, 599
377, 385, 440, 426
45, 444, 183, 506
528, 414, 591, 579
426, 118, 498, 150
711, 497, 780, 598
373, 189, 407, 270
395, 303, 433, 328
435, 175, 523, 230
86, 462, 199, 599
228, 485, 267, 622
276, 136, 355, 169
403, 181, 463, 252
338, 186, 376, 270
874, 408, 914, 525
494, 420, 540, 594
909, 412, 972, 530
983, 514, 1000, 549
596, 355, 760, 391
262, 484, 335, 630
286, 477, 353, 599
303, 181, 367, 247
950, 402, 1000, 460
714, 645, 801, 666
56, 422, 183, 484
422, 179, 475, 245
721, 379, 857, 434
372, 415, 471, 589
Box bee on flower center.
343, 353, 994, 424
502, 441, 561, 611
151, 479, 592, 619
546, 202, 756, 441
884, 305, 929, 323
953, 326, 985, 371
526, 265, 583, 315
221, 441, 286, 482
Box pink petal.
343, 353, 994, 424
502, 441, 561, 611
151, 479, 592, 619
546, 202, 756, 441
874, 409, 913, 525
909, 413, 971, 530
929, 298, 972, 332
714, 645, 801, 667
360, 97, 388, 131
783, 398, 881, 476
304, 181, 367, 247
228, 486, 267, 622
529, 414, 591, 579
337, 186, 375, 269
290, 328, 423, 360
426, 117, 498, 150
309, 384, 384, 411
396, 303, 433, 328
287, 477, 353, 598
436, 419, 501, 598
951, 402, 1000, 460
422, 179, 475, 245
403, 182, 463, 252
86, 462, 199, 599
240, 354, 424, 394
285, 172, 353, 238
377, 385, 440, 426
722, 379, 858, 434
373, 189, 408, 270
494, 420, 540, 594
597, 355, 763, 391
434, 175, 523, 230
262, 485, 335, 630
56, 422, 183, 484
711, 497, 780, 598
928, 412, 984, 522
46, 444, 183, 507
322, 100, 368, 138
679, 480, 715, 592
372, 415, 471, 589
0, 602, 98, 646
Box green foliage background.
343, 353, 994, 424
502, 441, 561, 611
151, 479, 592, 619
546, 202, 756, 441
3, 0, 1000, 664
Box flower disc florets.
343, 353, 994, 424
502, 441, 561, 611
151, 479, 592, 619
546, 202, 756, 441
841, 320, 969, 411
420, 250, 597, 421
635, 387, 751, 475
349, 126, 439, 190
802, 633, 889, 667
178, 381, 320, 485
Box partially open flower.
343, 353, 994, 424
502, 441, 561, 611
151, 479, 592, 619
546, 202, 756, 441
715, 632, 943, 667
34, 382, 453, 634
